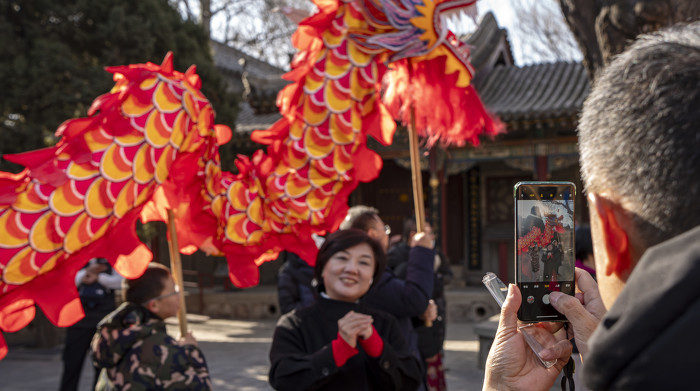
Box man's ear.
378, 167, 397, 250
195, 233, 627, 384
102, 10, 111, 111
366, 227, 378, 241
146, 299, 158, 314
589, 193, 632, 280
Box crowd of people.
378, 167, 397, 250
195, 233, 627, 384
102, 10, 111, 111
54, 20, 699, 391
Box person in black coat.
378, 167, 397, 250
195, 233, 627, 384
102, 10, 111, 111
388, 218, 452, 391
541, 238, 562, 282
340, 205, 436, 390
269, 229, 422, 391
59, 258, 123, 391
277, 251, 316, 314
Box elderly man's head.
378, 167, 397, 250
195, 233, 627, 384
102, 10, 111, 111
340, 205, 390, 251
577, 22, 700, 308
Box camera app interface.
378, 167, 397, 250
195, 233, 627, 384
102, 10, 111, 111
516, 185, 575, 320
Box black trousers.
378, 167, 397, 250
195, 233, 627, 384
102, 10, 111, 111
59, 326, 99, 391
543, 259, 559, 282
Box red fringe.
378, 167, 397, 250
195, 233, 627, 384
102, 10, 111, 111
383, 58, 504, 147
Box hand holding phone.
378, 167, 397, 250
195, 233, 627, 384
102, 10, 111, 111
483, 272, 558, 368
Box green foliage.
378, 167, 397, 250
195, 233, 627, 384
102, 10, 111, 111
0, 0, 238, 173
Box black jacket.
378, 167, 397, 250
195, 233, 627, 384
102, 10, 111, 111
362, 246, 434, 365
583, 225, 700, 390
388, 242, 453, 359
277, 252, 316, 314
269, 297, 422, 391
73, 261, 118, 329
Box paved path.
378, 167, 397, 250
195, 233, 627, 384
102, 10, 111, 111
0, 318, 485, 390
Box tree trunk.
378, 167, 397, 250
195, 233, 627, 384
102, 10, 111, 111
558, 0, 604, 80
201, 0, 212, 39
560, 0, 700, 81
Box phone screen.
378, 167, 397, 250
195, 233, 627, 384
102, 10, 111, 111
514, 182, 575, 322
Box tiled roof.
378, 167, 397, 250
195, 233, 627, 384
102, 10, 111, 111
211, 41, 286, 81
478, 61, 590, 123
235, 101, 281, 134
212, 40, 289, 116
231, 62, 590, 135
463, 12, 514, 74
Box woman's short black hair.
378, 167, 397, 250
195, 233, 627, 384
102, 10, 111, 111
314, 229, 386, 294
124, 263, 171, 305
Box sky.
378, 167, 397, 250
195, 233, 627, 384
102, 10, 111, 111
198, 0, 576, 68
472, 0, 522, 62
447, 0, 581, 65
447, 0, 524, 65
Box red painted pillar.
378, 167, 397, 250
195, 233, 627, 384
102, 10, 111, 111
536, 155, 549, 181
534, 144, 549, 180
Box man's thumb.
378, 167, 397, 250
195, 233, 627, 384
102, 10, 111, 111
549, 291, 582, 318
500, 284, 521, 328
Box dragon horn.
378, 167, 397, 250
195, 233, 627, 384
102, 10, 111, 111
160, 51, 174, 73
185, 65, 201, 89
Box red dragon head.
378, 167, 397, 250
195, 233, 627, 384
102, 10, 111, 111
293, 0, 503, 147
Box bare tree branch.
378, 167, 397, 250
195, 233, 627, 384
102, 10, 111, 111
558, 0, 700, 81
174, 0, 313, 69
513, 0, 582, 64
171, 0, 197, 20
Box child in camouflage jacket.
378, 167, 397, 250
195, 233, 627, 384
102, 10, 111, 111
91, 263, 211, 390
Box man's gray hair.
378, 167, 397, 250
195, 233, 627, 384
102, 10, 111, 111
578, 22, 700, 246
339, 205, 380, 232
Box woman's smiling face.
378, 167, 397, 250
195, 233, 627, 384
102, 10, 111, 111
322, 242, 376, 302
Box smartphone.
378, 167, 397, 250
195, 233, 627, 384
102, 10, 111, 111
514, 181, 576, 322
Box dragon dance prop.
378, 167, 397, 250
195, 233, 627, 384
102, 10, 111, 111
273, 0, 504, 234
517, 215, 564, 273
517, 215, 566, 254
0, 54, 235, 358
0, 0, 501, 359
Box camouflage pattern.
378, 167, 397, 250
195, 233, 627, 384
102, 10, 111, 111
91, 303, 211, 390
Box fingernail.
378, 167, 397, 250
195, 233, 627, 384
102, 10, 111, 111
540, 348, 552, 359
507, 283, 515, 296
549, 291, 562, 304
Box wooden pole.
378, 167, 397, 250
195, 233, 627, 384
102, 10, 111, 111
167, 209, 188, 337
407, 68, 425, 235
407, 63, 431, 327
408, 111, 427, 234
